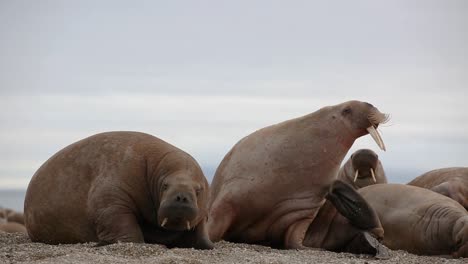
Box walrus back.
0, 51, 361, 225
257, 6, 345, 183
24, 136, 99, 243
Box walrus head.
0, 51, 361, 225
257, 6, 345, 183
331, 101, 389, 151
351, 149, 379, 183
155, 153, 209, 232
157, 173, 206, 231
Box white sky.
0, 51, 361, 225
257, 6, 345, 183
1, 0, 467, 188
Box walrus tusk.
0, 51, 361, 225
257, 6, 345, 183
354, 170, 359, 182
367, 126, 386, 151
161, 218, 168, 228
370, 168, 377, 183
186, 221, 191, 230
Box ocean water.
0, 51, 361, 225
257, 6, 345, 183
0, 189, 26, 212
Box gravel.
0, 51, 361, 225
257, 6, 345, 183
0, 232, 464, 264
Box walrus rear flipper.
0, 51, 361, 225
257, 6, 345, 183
345, 231, 391, 259
326, 180, 383, 238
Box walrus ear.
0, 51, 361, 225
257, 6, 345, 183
326, 180, 381, 232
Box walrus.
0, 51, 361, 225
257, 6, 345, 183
337, 149, 387, 189
408, 167, 468, 210
0, 208, 25, 225
208, 100, 389, 250
0, 222, 27, 233
303, 180, 388, 257
24, 131, 213, 249
359, 184, 468, 258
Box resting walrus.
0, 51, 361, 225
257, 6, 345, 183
24, 131, 213, 249
0, 222, 27, 234
337, 149, 387, 189
208, 100, 389, 251
0, 208, 25, 225
359, 184, 468, 258
408, 167, 468, 210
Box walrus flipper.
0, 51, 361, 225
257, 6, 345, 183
94, 207, 145, 244
142, 219, 214, 249
344, 231, 391, 259
326, 180, 382, 233
169, 219, 214, 250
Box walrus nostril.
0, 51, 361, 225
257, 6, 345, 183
175, 194, 189, 203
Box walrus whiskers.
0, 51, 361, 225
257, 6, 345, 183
354, 170, 359, 182
368, 112, 390, 125
370, 168, 377, 183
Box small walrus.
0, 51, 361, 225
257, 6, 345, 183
0, 222, 27, 233
359, 184, 468, 258
208, 100, 389, 250
24, 131, 213, 249
408, 167, 468, 210
0, 208, 25, 225
337, 149, 387, 189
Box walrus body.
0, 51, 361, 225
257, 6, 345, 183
303, 181, 386, 255
0, 208, 25, 225
0, 222, 27, 233
408, 167, 468, 210
208, 101, 389, 250
24, 131, 213, 249
359, 184, 468, 258
338, 149, 387, 189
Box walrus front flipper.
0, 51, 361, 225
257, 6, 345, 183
142, 218, 214, 249
171, 218, 214, 250
345, 231, 391, 259
94, 207, 145, 244
326, 180, 383, 237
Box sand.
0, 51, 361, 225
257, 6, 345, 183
0, 232, 464, 264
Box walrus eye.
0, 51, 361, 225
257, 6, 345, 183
342, 107, 352, 115
195, 188, 202, 197
162, 183, 169, 191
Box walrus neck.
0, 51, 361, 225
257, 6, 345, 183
300, 112, 357, 150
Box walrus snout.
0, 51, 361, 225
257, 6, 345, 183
158, 195, 199, 231
351, 149, 379, 182
173, 192, 193, 204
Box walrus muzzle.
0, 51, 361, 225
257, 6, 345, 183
158, 192, 199, 231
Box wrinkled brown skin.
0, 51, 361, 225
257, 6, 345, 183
408, 167, 468, 210
24, 131, 213, 249
0, 222, 27, 233
208, 100, 386, 249
338, 149, 387, 189
359, 184, 468, 258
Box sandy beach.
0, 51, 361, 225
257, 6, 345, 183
0, 232, 464, 264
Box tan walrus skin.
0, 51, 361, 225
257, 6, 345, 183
0, 208, 25, 225
359, 184, 468, 258
408, 167, 468, 210
0, 222, 27, 233
208, 100, 389, 251
337, 149, 387, 189
24, 131, 213, 249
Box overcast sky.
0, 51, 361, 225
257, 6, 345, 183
1, 0, 467, 189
